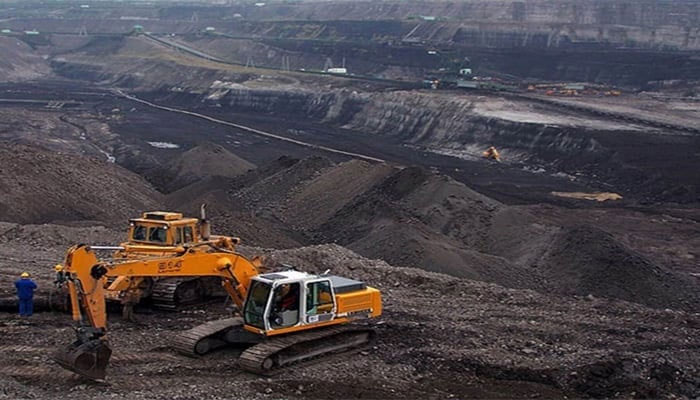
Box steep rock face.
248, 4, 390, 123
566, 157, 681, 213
204, 85, 695, 202
48, 31, 695, 203
129, 84, 643, 194
204, 87, 610, 167
336, 91, 606, 161
216, 88, 336, 119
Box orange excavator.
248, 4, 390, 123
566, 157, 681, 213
482, 146, 501, 161
52, 207, 382, 380
103, 206, 232, 312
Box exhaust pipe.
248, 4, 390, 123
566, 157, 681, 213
200, 203, 210, 241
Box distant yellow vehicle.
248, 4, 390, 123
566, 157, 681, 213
482, 146, 501, 161
53, 206, 382, 380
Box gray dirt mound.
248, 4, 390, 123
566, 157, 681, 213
315, 167, 432, 243
232, 156, 334, 208
485, 206, 559, 268
0, 222, 122, 247
165, 175, 237, 211
347, 221, 536, 288
210, 211, 304, 249
0, 37, 51, 82
371, 166, 433, 201
164, 156, 321, 248
226, 155, 300, 189
399, 172, 502, 252
282, 160, 395, 230
0, 143, 162, 225
319, 167, 503, 243
161, 142, 255, 192
537, 225, 700, 310
315, 166, 520, 281
166, 155, 699, 311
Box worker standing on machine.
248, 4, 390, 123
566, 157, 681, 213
15, 272, 37, 317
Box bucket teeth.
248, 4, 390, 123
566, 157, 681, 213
53, 338, 112, 380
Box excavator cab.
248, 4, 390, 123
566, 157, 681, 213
243, 271, 339, 334
128, 212, 199, 246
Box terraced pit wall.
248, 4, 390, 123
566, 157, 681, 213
124, 86, 696, 204
7, 0, 700, 86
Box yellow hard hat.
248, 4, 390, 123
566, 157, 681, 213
20, 272, 30, 278
54, 264, 64, 272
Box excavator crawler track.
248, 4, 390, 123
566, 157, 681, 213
151, 278, 224, 310
151, 279, 187, 310
238, 325, 374, 375
171, 318, 245, 356
151, 278, 200, 310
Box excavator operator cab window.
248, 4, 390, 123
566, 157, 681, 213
174, 226, 194, 245
131, 223, 168, 244
270, 282, 300, 329
305, 280, 335, 322
183, 226, 194, 243
244, 280, 271, 329
148, 226, 167, 243
132, 225, 147, 241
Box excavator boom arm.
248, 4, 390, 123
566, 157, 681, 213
53, 244, 261, 380
59, 244, 261, 329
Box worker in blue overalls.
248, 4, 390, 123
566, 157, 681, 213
15, 272, 37, 317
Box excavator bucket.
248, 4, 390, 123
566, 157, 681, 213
53, 338, 112, 380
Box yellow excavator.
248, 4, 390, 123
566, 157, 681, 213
104, 206, 235, 312
52, 207, 382, 380
482, 146, 501, 161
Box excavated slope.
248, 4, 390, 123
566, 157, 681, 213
537, 225, 700, 310
313, 166, 539, 286
0, 37, 51, 81
160, 142, 255, 192
169, 155, 700, 310
0, 143, 162, 224
282, 159, 395, 230
232, 156, 334, 208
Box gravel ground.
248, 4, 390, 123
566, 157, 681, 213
0, 238, 698, 399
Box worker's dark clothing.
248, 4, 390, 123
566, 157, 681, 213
281, 292, 297, 310
15, 279, 37, 317
19, 298, 33, 317
275, 286, 299, 311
